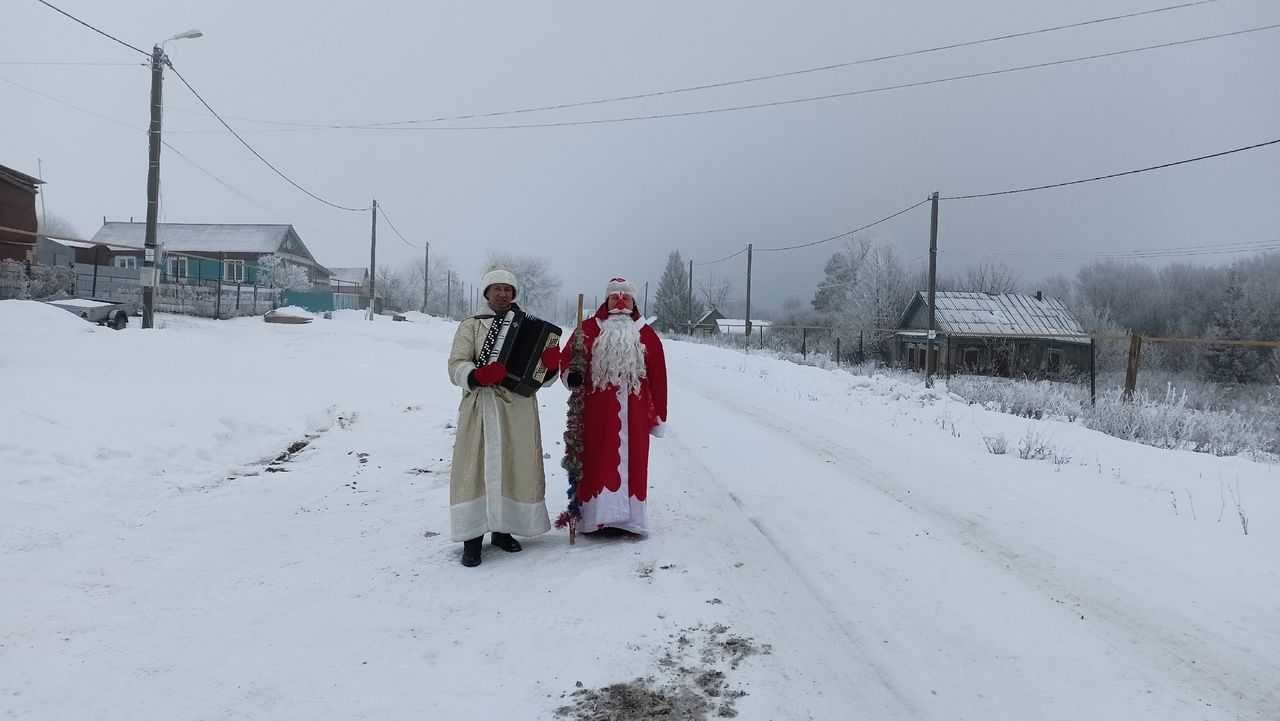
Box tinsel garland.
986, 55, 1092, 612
554, 331, 588, 538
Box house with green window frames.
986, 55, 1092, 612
87, 222, 332, 287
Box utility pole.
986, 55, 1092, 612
36, 158, 47, 231
744, 244, 753, 341
141, 45, 165, 328
686, 259, 694, 335
924, 191, 940, 388
140, 30, 201, 328
421, 241, 430, 314
446, 271, 452, 318
367, 199, 377, 319
643, 281, 649, 317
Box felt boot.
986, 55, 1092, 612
491, 532, 522, 553
460, 536, 482, 567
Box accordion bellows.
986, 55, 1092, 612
480, 309, 563, 397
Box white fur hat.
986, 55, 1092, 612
606, 277, 637, 297
481, 269, 518, 299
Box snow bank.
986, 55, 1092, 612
269, 305, 315, 319
0, 298, 95, 336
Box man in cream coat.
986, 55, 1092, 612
447, 269, 560, 567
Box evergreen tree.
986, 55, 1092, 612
654, 251, 703, 333
1201, 268, 1260, 384
811, 252, 853, 312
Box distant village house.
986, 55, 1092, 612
894, 291, 1089, 378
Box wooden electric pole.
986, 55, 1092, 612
686, 259, 694, 334
744, 244, 753, 341
367, 199, 377, 320
924, 191, 939, 388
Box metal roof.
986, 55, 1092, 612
0, 164, 43, 192
716, 318, 772, 335
910, 291, 1087, 340
90, 222, 296, 254
329, 267, 369, 283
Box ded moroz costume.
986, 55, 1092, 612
560, 277, 667, 535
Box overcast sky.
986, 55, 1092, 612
3, 0, 1277, 313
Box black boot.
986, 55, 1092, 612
460, 536, 482, 567
491, 532, 522, 553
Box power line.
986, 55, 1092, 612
0, 60, 143, 66
185, 23, 1278, 133
756, 198, 931, 252
164, 60, 371, 213
32, 0, 149, 58
0, 73, 145, 132
161, 140, 374, 241
161, 141, 304, 222
942, 137, 1280, 199
376, 205, 423, 249
693, 247, 749, 266
156, 0, 1225, 131
940, 238, 1280, 260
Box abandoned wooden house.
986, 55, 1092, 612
893, 291, 1090, 378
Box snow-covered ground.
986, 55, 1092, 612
2, 299, 1277, 721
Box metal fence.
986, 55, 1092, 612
692, 323, 894, 365
4, 262, 286, 319
0, 259, 76, 299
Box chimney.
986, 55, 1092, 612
1035, 290, 1043, 301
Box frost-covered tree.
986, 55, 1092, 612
1076, 260, 1165, 335
376, 264, 417, 312
845, 239, 914, 361
255, 253, 311, 290
37, 212, 81, 242
697, 269, 733, 310
482, 252, 561, 320
653, 251, 703, 333
961, 259, 1020, 294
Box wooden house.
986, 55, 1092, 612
0, 164, 43, 262
87, 222, 331, 287
894, 291, 1090, 378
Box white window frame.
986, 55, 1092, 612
113, 255, 138, 269
223, 259, 246, 283
166, 256, 188, 279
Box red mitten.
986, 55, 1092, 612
539, 346, 562, 372
473, 361, 507, 387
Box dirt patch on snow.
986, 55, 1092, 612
555, 623, 770, 720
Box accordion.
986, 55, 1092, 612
479, 308, 562, 397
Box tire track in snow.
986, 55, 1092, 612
678, 375, 1277, 720
659, 424, 927, 719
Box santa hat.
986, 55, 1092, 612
605, 277, 637, 298
481, 269, 518, 299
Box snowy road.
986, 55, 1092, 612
665, 352, 1278, 720
3, 305, 1276, 720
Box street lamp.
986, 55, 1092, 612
141, 28, 202, 329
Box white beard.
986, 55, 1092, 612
591, 315, 647, 394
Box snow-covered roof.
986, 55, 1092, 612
329, 267, 369, 284
716, 318, 772, 335
45, 237, 137, 252
90, 222, 296, 254
902, 291, 1087, 340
